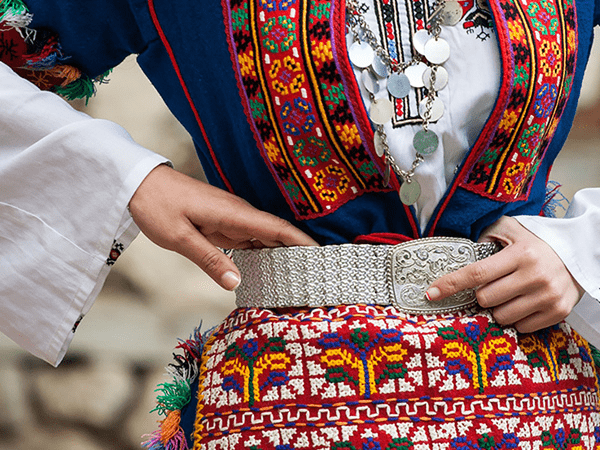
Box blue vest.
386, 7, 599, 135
23, 0, 600, 244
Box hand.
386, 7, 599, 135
426, 216, 584, 333
129, 164, 319, 290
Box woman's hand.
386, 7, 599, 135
426, 216, 584, 332
129, 164, 319, 290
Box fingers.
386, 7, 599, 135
216, 205, 319, 248
170, 221, 242, 291
129, 165, 318, 292
425, 249, 517, 302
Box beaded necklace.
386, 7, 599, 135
346, 0, 463, 205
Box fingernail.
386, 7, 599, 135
222, 271, 241, 291
426, 287, 441, 301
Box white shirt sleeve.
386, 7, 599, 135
0, 61, 169, 366
515, 188, 600, 347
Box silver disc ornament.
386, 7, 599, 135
362, 69, 380, 94
405, 62, 428, 88
423, 66, 448, 91
400, 180, 422, 205
349, 41, 375, 68
443, 1, 463, 26
371, 54, 389, 78
387, 73, 411, 98
423, 38, 450, 65
412, 29, 431, 55
413, 129, 439, 155
419, 96, 444, 122
369, 97, 395, 124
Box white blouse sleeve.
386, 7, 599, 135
515, 188, 600, 347
0, 61, 169, 366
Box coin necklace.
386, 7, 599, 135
346, 0, 463, 205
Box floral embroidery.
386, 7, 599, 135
189, 306, 600, 449
106, 240, 124, 266
318, 324, 408, 398
438, 321, 514, 393
222, 0, 389, 220
222, 337, 291, 407
460, 0, 578, 202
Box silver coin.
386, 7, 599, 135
387, 73, 411, 98
443, 1, 463, 26
349, 41, 375, 68
362, 69, 380, 94
412, 29, 431, 55
424, 38, 450, 64
405, 62, 428, 88
419, 96, 444, 122
413, 129, 439, 155
371, 54, 389, 78
400, 180, 422, 205
374, 132, 386, 157
369, 97, 395, 124
422, 66, 449, 91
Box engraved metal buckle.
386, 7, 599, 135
389, 237, 478, 314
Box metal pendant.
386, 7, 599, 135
423, 38, 450, 65
405, 62, 428, 88
371, 54, 389, 78
423, 66, 448, 91
442, 1, 463, 26
412, 29, 431, 55
419, 96, 444, 122
362, 69, 380, 94
349, 41, 375, 68
384, 160, 391, 187
387, 73, 411, 98
413, 129, 440, 155
400, 180, 421, 205
374, 131, 386, 157
369, 97, 395, 124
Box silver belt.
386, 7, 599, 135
232, 237, 500, 314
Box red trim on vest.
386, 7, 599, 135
147, 0, 234, 193
332, 0, 399, 191
427, 0, 515, 236
353, 233, 413, 245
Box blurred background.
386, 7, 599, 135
0, 30, 599, 449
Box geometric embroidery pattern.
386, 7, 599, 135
460, 0, 578, 201
192, 305, 600, 449
222, 0, 391, 220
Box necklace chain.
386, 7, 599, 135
346, 0, 455, 205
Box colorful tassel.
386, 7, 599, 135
53, 76, 96, 102
0, 0, 28, 18
151, 378, 192, 417
590, 345, 600, 369
0, 0, 110, 101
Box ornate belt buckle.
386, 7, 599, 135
389, 237, 478, 314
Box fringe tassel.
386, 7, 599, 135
151, 379, 192, 417
0, 0, 110, 101
0, 0, 28, 19
143, 325, 212, 450
53, 76, 96, 102
0, 9, 31, 28
47, 65, 83, 87
591, 345, 600, 369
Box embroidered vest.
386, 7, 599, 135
220, 0, 577, 225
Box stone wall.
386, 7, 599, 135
1, 30, 600, 449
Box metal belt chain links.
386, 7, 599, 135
232, 237, 500, 314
